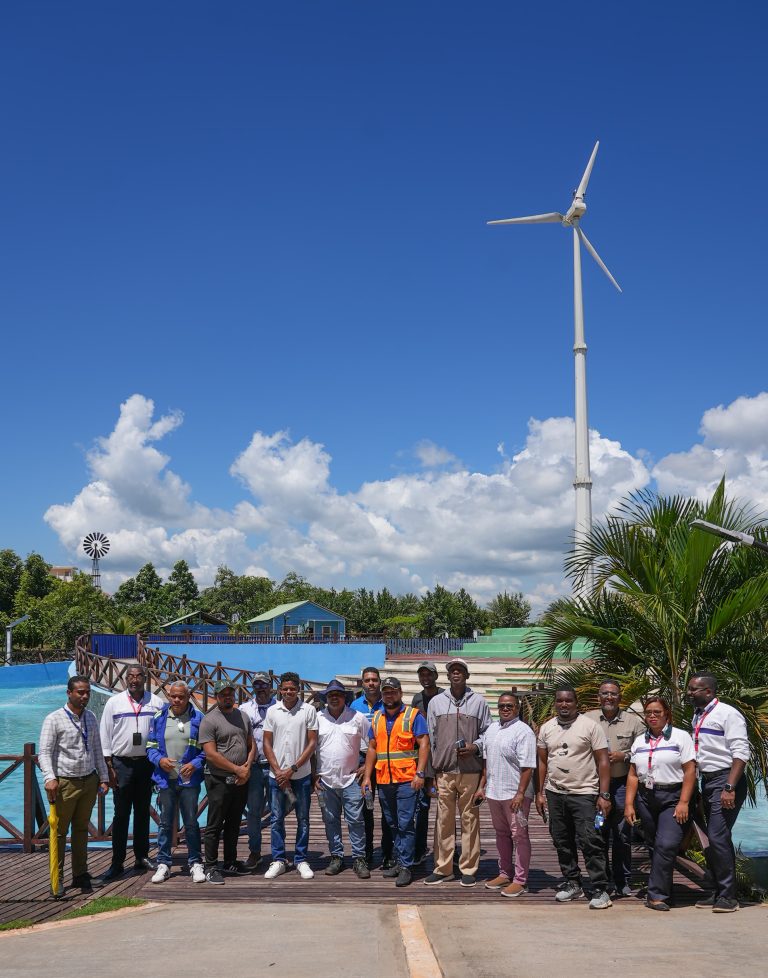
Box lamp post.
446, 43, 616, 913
690, 519, 768, 555
4, 615, 29, 666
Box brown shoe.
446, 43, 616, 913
501, 882, 528, 899
484, 874, 510, 890
244, 852, 262, 871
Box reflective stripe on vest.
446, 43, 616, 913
372, 706, 419, 783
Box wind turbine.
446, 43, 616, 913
488, 141, 621, 582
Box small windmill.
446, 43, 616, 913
83, 532, 110, 590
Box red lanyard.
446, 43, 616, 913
693, 698, 718, 754
128, 694, 145, 728
646, 733, 664, 772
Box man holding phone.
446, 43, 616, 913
424, 658, 491, 887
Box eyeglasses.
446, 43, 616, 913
498, 703, 516, 710
644, 711, 666, 717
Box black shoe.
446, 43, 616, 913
222, 861, 250, 876
353, 857, 370, 879
100, 864, 124, 883
712, 897, 739, 913
695, 893, 717, 908
325, 856, 344, 876
205, 868, 225, 884
645, 899, 670, 912
424, 872, 454, 885
133, 857, 156, 873
71, 873, 93, 893
395, 867, 412, 887
382, 863, 400, 878
460, 874, 477, 887
381, 856, 397, 871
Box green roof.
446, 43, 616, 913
159, 611, 229, 628
246, 601, 311, 623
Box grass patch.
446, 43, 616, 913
0, 919, 37, 931
61, 896, 147, 920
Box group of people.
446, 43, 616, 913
38, 659, 749, 912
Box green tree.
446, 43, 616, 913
166, 559, 199, 612
0, 549, 23, 614
14, 553, 54, 613
530, 480, 768, 795
17, 575, 111, 651
198, 566, 275, 623
487, 591, 531, 629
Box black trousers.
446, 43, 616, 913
700, 769, 747, 901
602, 776, 633, 890
204, 775, 248, 870
363, 770, 393, 863
546, 790, 608, 890
111, 756, 154, 866
635, 784, 690, 902
415, 787, 431, 860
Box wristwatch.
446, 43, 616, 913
291, 764, 298, 773
724, 783, 735, 792
416, 770, 426, 778
599, 791, 611, 800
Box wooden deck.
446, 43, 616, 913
0, 805, 706, 923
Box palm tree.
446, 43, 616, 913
529, 479, 768, 796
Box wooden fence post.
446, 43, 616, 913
23, 742, 36, 853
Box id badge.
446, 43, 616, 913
133, 731, 143, 747
644, 774, 654, 789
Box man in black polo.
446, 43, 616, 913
411, 660, 443, 864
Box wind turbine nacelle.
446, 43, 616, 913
564, 200, 587, 224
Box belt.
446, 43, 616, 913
257, 759, 270, 768
60, 772, 97, 781
641, 781, 682, 791
700, 768, 730, 781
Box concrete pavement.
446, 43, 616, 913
1, 899, 765, 978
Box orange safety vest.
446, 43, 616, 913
371, 706, 420, 784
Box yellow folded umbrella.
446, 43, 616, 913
48, 802, 62, 898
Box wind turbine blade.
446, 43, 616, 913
487, 212, 563, 225
577, 227, 622, 292
576, 141, 599, 198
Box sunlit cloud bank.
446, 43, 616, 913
45, 391, 768, 610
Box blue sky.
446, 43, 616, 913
2, 3, 767, 606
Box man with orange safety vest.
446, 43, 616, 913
361, 676, 430, 887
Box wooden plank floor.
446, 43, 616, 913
0, 806, 706, 923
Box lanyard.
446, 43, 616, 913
128, 694, 145, 729
693, 698, 719, 754
646, 733, 664, 772
64, 708, 89, 751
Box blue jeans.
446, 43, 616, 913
156, 782, 202, 866
269, 775, 312, 865
320, 780, 366, 858
378, 782, 418, 869
247, 765, 269, 854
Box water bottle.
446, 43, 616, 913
317, 787, 327, 812
594, 812, 605, 830
284, 783, 296, 806
364, 786, 374, 810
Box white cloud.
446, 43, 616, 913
45, 394, 655, 608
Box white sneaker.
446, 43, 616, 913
190, 863, 206, 883
296, 861, 314, 880
151, 864, 170, 884
265, 860, 287, 879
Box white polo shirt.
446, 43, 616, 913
630, 726, 694, 785
263, 699, 318, 780
99, 689, 163, 758
691, 699, 750, 773
316, 707, 369, 789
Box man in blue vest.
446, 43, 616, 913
146, 680, 206, 883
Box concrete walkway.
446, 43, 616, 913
1, 900, 765, 978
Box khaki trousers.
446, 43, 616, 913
56, 773, 98, 879
434, 771, 482, 876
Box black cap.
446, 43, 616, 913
381, 676, 402, 690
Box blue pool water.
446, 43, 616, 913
1, 678, 767, 853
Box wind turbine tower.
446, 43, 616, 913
488, 141, 621, 575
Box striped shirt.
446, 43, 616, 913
38, 707, 109, 784
99, 689, 164, 757
478, 718, 537, 801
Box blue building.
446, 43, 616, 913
158, 611, 230, 635
247, 601, 346, 639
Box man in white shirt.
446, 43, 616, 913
314, 680, 370, 879
239, 672, 276, 870
687, 671, 751, 912
262, 671, 318, 880
38, 675, 110, 892
99, 664, 163, 881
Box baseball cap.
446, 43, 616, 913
213, 679, 236, 693
324, 679, 347, 694
381, 676, 402, 690
252, 672, 271, 686
445, 657, 469, 674
416, 660, 438, 676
